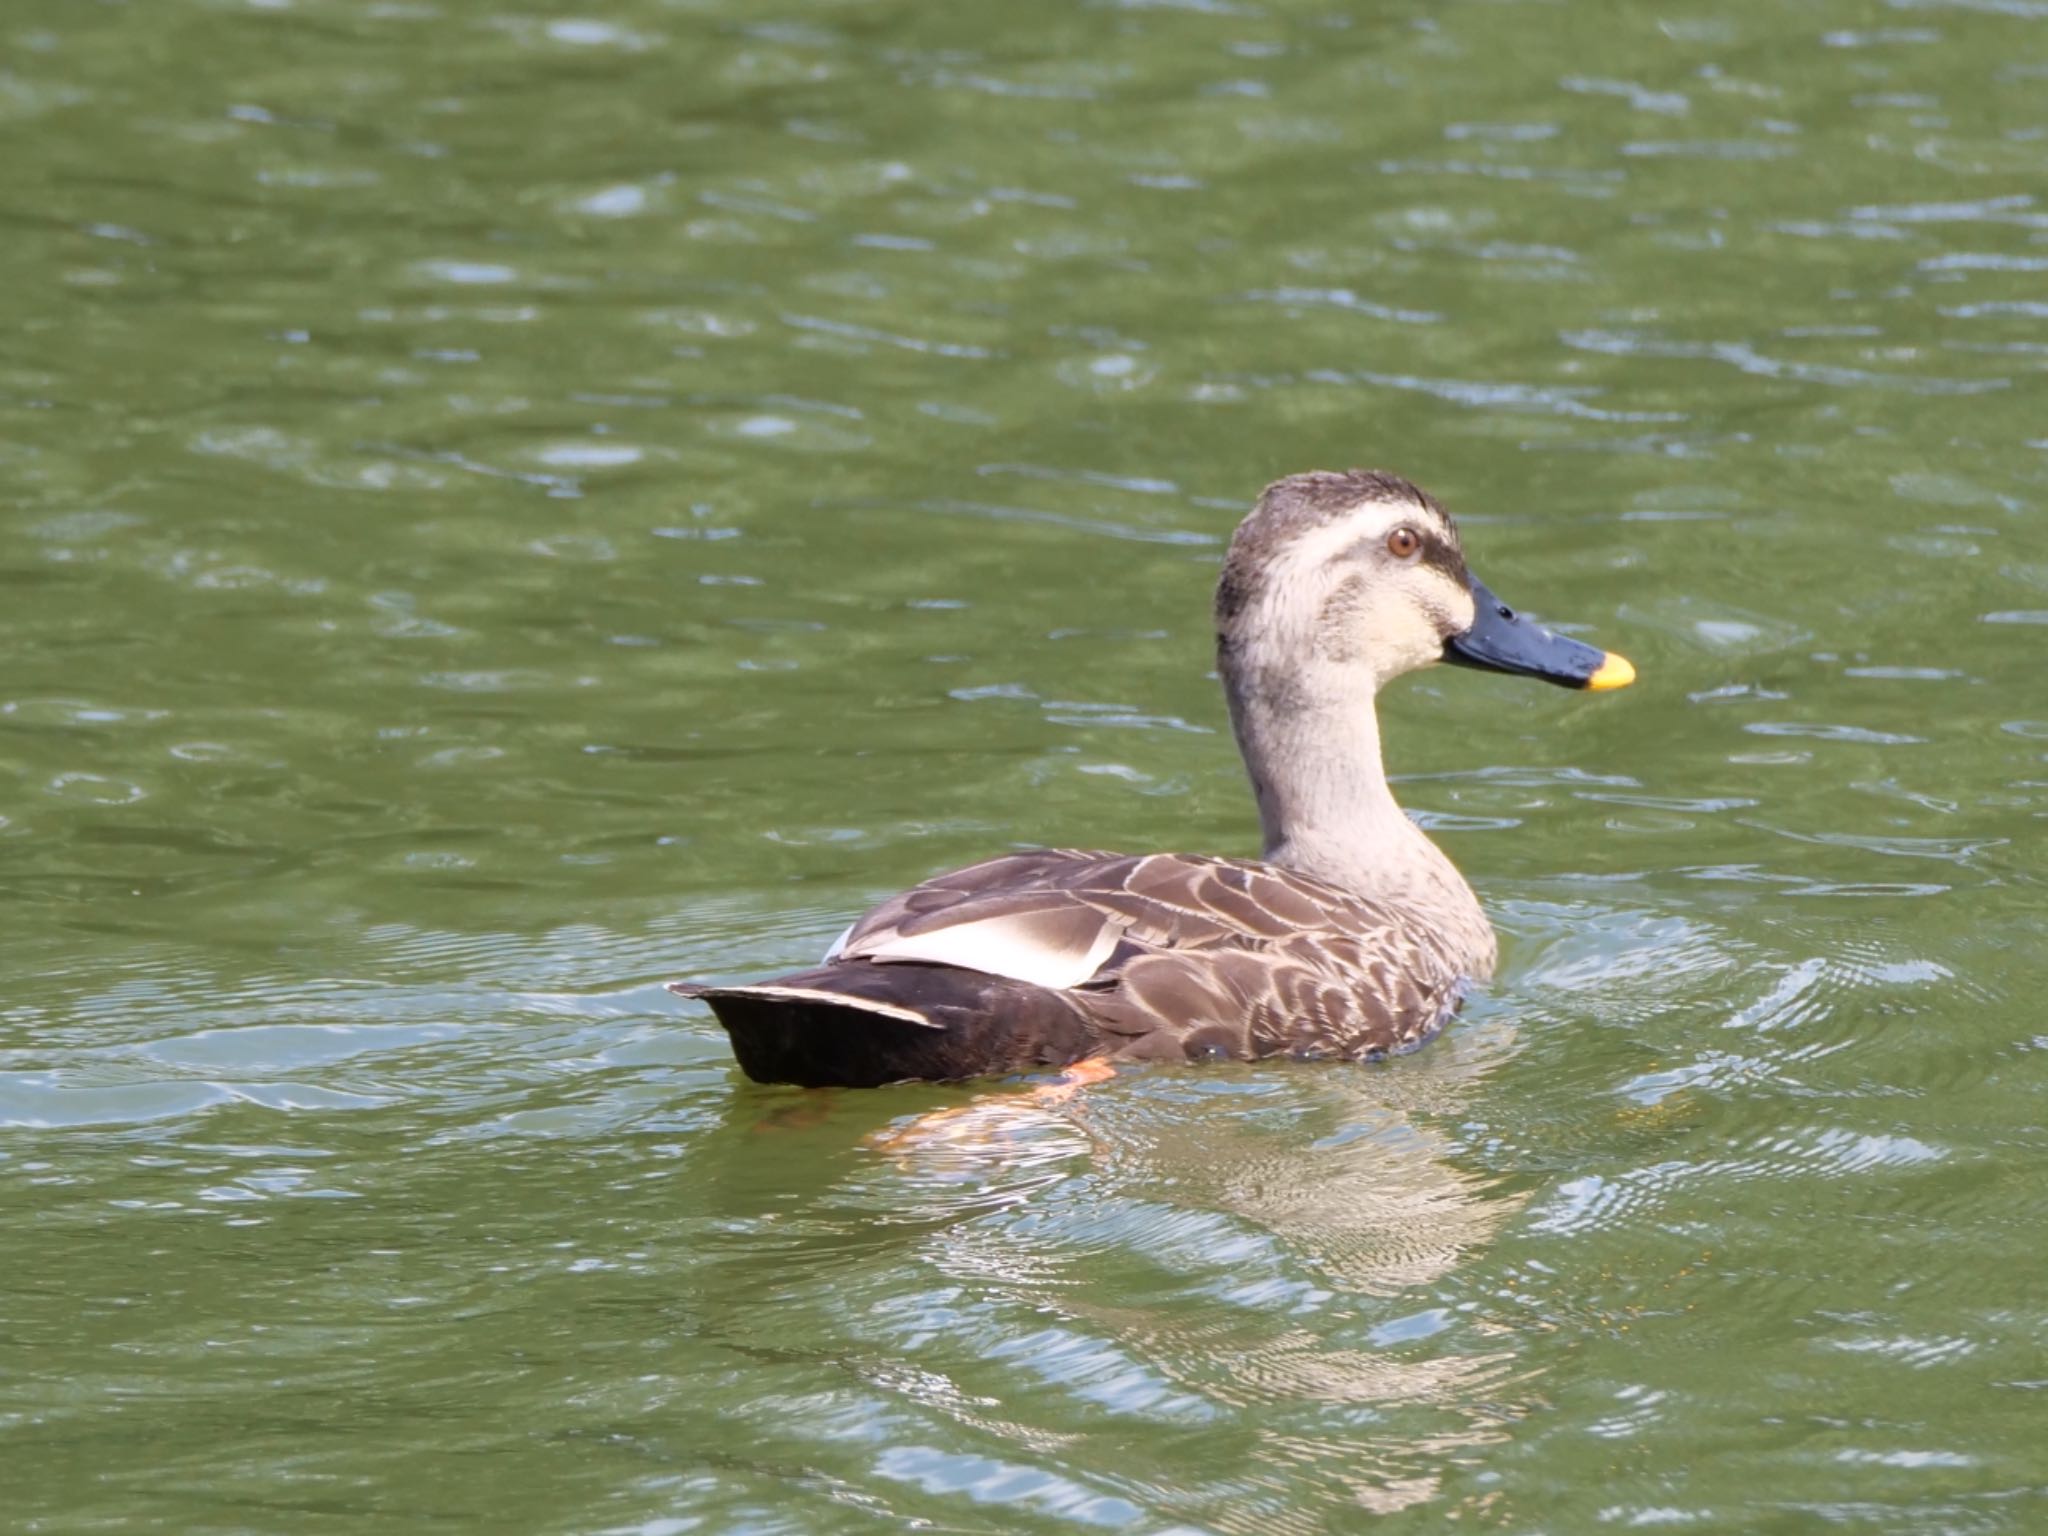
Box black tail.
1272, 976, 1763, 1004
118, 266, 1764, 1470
671, 962, 1100, 1088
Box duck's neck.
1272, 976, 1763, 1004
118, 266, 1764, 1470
1222, 655, 1497, 979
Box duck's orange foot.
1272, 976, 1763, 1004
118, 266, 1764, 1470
865, 1055, 1118, 1158
1031, 1054, 1118, 1104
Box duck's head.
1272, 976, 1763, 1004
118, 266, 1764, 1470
1215, 468, 1634, 699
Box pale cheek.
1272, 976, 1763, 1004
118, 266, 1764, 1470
1403, 626, 1447, 672
1351, 613, 1442, 678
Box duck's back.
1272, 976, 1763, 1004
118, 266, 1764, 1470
676, 848, 1470, 1084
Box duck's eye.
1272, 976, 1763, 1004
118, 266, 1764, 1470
1385, 526, 1422, 561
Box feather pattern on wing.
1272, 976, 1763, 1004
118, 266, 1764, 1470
824, 848, 1466, 1065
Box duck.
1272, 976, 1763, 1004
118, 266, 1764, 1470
671, 468, 1633, 1088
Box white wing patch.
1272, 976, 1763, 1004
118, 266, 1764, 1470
822, 921, 855, 962
846, 906, 1129, 990
690, 983, 940, 1028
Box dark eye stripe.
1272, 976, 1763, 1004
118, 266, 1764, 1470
1333, 531, 1467, 584
1415, 535, 1467, 583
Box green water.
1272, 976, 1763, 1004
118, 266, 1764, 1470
6, 0, 2047, 1529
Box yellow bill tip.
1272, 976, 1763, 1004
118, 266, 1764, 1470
1587, 652, 1636, 691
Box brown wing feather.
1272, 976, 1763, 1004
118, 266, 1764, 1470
843, 848, 1115, 944
836, 849, 1468, 1064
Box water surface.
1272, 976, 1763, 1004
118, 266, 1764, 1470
5, 0, 2048, 1530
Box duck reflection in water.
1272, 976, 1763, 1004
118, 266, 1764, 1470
843, 1018, 1535, 1524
